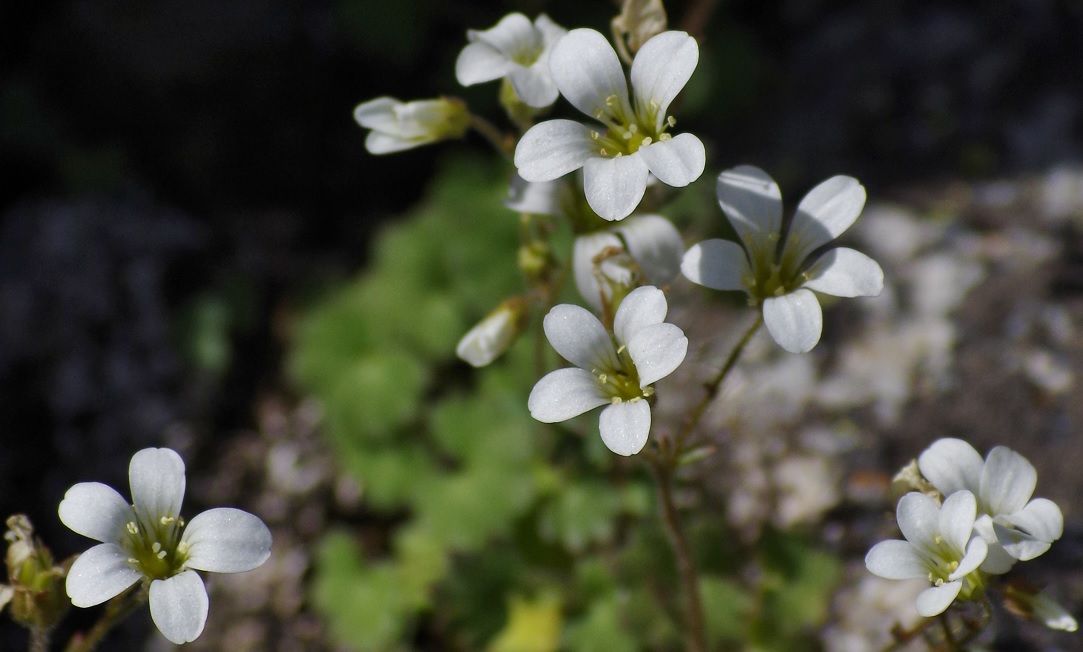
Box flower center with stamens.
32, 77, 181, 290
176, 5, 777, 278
590, 96, 674, 158
592, 342, 648, 402
122, 510, 189, 581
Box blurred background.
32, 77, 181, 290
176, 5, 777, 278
1, 0, 1081, 649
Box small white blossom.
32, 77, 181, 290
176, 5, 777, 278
682, 165, 884, 353
353, 96, 469, 154
918, 438, 1064, 572
865, 491, 988, 617
455, 13, 566, 108
456, 299, 526, 367
59, 448, 272, 644
528, 286, 687, 456
1006, 586, 1079, 632
514, 28, 704, 221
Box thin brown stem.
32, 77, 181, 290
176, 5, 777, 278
468, 114, 514, 161
64, 584, 148, 652
29, 627, 50, 652
650, 460, 707, 652
674, 313, 762, 452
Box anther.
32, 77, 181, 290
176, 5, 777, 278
641, 136, 652, 147
590, 131, 600, 140
157, 550, 167, 559
160, 516, 175, 525
152, 542, 162, 554
605, 94, 618, 106
622, 131, 633, 140
611, 397, 623, 404
126, 522, 138, 535
616, 344, 627, 354
658, 133, 672, 141
667, 115, 676, 127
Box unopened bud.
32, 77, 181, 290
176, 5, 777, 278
1004, 580, 1078, 632
3, 515, 69, 629
354, 96, 470, 155
456, 298, 528, 367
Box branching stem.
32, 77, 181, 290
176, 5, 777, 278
64, 584, 148, 652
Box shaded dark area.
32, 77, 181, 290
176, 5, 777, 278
0, 0, 1080, 648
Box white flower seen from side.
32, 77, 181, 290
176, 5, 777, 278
456, 298, 526, 367
865, 490, 988, 618
59, 448, 273, 644
514, 28, 705, 221
353, 96, 470, 155
455, 13, 567, 108
528, 285, 687, 456
918, 438, 1064, 572
681, 165, 884, 353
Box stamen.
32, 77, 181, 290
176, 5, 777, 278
598, 373, 608, 384
622, 131, 633, 140
152, 542, 162, 554
641, 136, 652, 147
628, 124, 638, 134
616, 344, 627, 354
667, 115, 676, 127
768, 231, 781, 242
658, 133, 672, 142
600, 148, 609, 156
128, 557, 139, 565
126, 522, 138, 535
590, 131, 600, 140
160, 516, 175, 525
605, 94, 618, 106
649, 99, 659, 112
157, 550, 167, 559
611, 397, 623, 404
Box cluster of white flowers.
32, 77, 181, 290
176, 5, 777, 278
865, 438, 1072, 629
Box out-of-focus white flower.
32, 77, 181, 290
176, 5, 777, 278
455, 13, 566, 108
1005, 583, 1079, 632
865, 491, 987, 617
682, 165, 884, 353
59, 448, 272, 644
456, 298, 527, 367
528, 286, 687, 456
918, 438, 1064, 572
353, 97, 469, 154
514, 29, 704, 221
574, 215, 683, 312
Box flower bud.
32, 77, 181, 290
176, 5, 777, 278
456, 298, 527, 367
1004, 579, 1078, 632
354, 96, 470, 154
3, 515, 69, 629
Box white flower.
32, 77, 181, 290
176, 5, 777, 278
528, 286, 687, 456
456, 298, 526, 367
455, 13, 566, 108
918, 438, 1064, 571
682, 165, 884, 353
865, 491, 988, 617
574, 215, 684, 311
59, 448, 272, 644
353, 96, 469, 154
514, 28, 705, 221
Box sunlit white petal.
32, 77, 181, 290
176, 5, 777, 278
627, 323, 688, 387
516, 120, 598, 182
583, 154, 650, 221
762, 289, 822, 354
66, 543, 142, 608
548, 28, 631, 119
183, 508, 273, 573
918, 438, 984, 498
786, 175, 866, 263
865, 540, 929, 580
543, 304, 618, 370
529, 368, 610, 422
130, 448, 186, 530
802, 247, 884, 297
715, 166, 783, 258
637, 134, 705, 187
613, 285, 668, 343
980, 446, 1037, 516
598, 400, 651, 456
916, 582, 962, 617
59, 482, 133, 544
629, 31, 699, 126
149, 571, 209, 645
681, 239, 751, 292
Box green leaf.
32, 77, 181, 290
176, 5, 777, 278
565, 594, 638, 652
700, 575, 752, 645
324, 350, 428, 446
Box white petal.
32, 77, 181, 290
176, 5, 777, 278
627, 322, 688, 387
938, 490, 977, 553
182, 508, 272, 574
548, 28, 631, 120
762, 289, 822, 353
895, 492, 940, 554
505, 175, 567, 217
468, 13, 539, 60
995, 498, 1064, 560
455, 41, 512, 86
543, 303, 616, 370
950, 536, 988, 580
802, 248, 884, 297
617, 215, 684, 286
1029, 592, 1079, 632
574, 231, 623, 310
980, 446, 1036, 516
583, 154, 650, 221
979, 540, 1017, 574
613, 285, 667, 344
353, 97, 400, 131
629, 31, 699, 126
598, 400, 651, 456
65, 543, 142, 607
129, 448, 186, 530
529, 368, 609, 423
637, 134, 705, 187
149, 571, 209, 645
916, 582, 962, 617
917, 438, 984, 498
509, 62, 560, 107
786, 175, 866, 264
59, 482, 134, 544
365, 131, 422, 155
864, 540, 928, 580
681, 239, 752, 292
515, 120, 597, 182
716, 166, 783, 260
535, 14, 567, 46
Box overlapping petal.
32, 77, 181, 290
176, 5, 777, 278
865, 540, 929, 580
627, 323, 688, 387
583, 154, 650, 221
528, 368, 610, 422
618, 215, 684, 288
59, 482, 133, 544
548, 28, 632, 120
994, 498, 1063, 561
613, 285, 668, 344
66, 543, 143, 608
786, 175, 866, 264
762, 289, 822, 354
629, 31, 699, 126
543, 304, 617, 370
716, 166, 783, 258
637, 134, 705, 188
455, 41, 514, 85
509, 64, 560, 108
980, 446, 1037, 516
938, 490, 978, 553
130, 447, 186, 530
802, 248, 884, 297
895, 492, 940, 555
149, 571, 209, 645
183, 508, 274, 573
598, 399, 651, 456
916, 582, 963, 617
917, 438, 984, 498
516, 120, 598, 182
681, 239, 751, 292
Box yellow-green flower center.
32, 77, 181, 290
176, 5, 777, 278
592, 342, 650, 402
122, 512, 189, 581
590, 95, 674, 158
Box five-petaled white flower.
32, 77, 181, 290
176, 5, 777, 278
455, 13, 567, 108
353, 96, 470, 155
514, 28, 705, 221
59, 448, 272, 644
528, 285, 687, 456
865, 490, 988, 617
681, 165, 884, 353
918, 438, 1064, 572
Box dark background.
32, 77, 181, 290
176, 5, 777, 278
1, 0, 1080, 648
